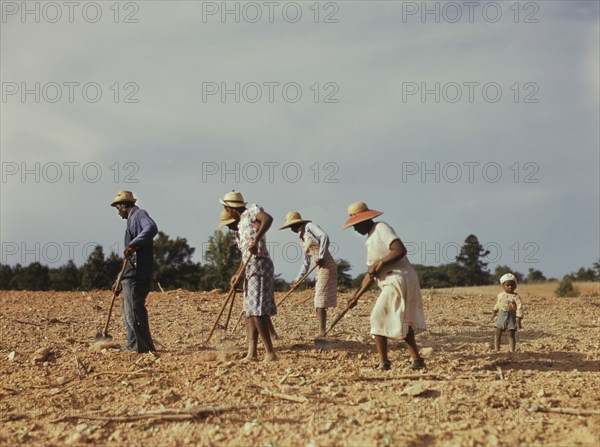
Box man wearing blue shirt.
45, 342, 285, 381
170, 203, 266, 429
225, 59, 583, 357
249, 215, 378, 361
110, 191, 158, 353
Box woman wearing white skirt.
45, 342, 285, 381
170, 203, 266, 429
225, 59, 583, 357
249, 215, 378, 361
280, 212, 337, 338
344, 202, 426, 371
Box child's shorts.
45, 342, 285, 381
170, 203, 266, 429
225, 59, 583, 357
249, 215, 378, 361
496, 311, 517, 331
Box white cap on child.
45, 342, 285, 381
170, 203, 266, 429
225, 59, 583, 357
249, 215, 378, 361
500, 273, 517, 284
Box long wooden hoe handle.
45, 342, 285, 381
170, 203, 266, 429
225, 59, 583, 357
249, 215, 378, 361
102, 256, 131, 336
223, 289, 238, 330
276, 264, 318, 307
205, 255, 252, 344
325, 277, 374, 336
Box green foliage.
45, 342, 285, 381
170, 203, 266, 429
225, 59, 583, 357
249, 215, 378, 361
572, 266, 598, 282
274, 273, 290, 292
526, 268, 546, 283
0, 264, 14, 289
494, 265, 524, 283
105, 252, 125, 282
412, 264, 453, 288
455, 234, 491, 285
49, 260, 81, 291
555, 275, 579, 297
411, 262, 468, 288
336, 258, 353, 291
8, 262, 50, 290
593, 260, 600, 279
80, 246, 111, 290
153, 231, 202, 290
200, 230, 240, 291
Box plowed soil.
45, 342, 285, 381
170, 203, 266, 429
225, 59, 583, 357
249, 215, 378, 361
1, 282, 599, 446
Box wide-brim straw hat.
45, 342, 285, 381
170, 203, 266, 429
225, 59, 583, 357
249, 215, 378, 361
217, 209, 237, 229
343, 202, 383, 229
219, 190, 247, 208
110, 190, 137, 207
279, 211, 311, 230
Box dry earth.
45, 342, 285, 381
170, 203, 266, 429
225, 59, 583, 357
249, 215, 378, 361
1, 281, 599, 446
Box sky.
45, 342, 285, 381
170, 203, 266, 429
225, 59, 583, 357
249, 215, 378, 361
1, 0, 599, 282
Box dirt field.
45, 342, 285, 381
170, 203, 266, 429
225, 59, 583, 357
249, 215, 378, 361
1, 282, 599, 446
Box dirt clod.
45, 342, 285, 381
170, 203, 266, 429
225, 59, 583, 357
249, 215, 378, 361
0, 284, 598, 446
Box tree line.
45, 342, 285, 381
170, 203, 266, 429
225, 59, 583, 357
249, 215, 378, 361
1, 232, 598, 292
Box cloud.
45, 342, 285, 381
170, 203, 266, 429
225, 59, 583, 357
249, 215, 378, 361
1, 1, 598, 279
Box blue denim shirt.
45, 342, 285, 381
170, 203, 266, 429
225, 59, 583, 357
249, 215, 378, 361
124, 206, 158, 280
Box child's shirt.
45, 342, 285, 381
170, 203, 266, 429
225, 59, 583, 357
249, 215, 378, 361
494, 292, 523, 318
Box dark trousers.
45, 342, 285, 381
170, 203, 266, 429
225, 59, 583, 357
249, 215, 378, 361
121, 278, 156, 352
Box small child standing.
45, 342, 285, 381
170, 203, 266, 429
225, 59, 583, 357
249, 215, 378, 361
492, 273, 523, 352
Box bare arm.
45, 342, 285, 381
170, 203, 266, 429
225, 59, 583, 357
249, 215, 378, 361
367, 238, 407, 277
348, 273, 375, 309
248, 210, 273, 255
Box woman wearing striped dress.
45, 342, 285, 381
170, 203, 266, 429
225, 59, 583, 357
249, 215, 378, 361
280, 212, 337, 338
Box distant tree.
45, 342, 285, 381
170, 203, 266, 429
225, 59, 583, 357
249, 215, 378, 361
0, 264, 14, 289
493, 265, 524, 284
441, 263, 472, 287
49, 260, 81, 291
336, 258, 353, 291
274, 273, 290, 292
526, 268, 546, 283
593, 260, 600, 279
80, 246, 110, 290
455, 234, 491, 286
413, 264, 454, 288
573, 267, 597, 282
9, 262, 50, 290
105, 251, 125, 282
200, 230, 240, 291
555, 275, 579, 297
153, 231, 203, 290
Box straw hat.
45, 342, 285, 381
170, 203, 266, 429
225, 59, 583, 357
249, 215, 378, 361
219, 190, 246, 208
279, 211, 311, 230
110, 190, 137, 207
343, 202, 383, 229
217, 209, 237, 229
